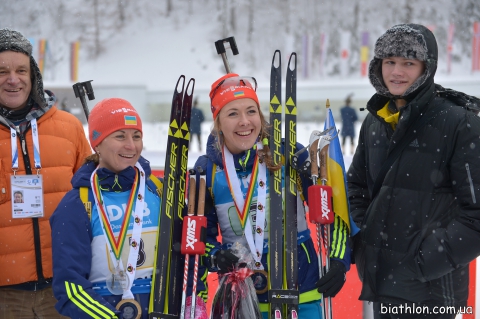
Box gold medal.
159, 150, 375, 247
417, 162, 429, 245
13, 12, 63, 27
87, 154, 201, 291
116, 299, 142, 319
251, 269, 269, 294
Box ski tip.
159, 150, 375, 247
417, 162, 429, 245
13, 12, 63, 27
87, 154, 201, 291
326, 99, 330, 108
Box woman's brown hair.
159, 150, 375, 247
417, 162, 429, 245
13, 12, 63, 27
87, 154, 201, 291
83, 153, 99, 165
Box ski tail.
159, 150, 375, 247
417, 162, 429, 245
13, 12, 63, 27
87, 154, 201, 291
167, 78, 195, 314
149, 76, 196, 319
284, 52, 299, 318
150, 75, 185, 316
268, 49, 285, 319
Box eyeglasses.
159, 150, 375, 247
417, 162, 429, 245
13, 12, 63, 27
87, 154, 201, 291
211, 76, 257, 101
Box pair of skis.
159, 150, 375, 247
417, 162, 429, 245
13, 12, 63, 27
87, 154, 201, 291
149, 76, 195, 319
268, 50, 300, 319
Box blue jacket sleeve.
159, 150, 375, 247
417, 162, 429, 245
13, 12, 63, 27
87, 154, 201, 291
50, 190, 120, 319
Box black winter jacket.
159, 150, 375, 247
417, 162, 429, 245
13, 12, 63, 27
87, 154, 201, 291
348, 24, 480, 307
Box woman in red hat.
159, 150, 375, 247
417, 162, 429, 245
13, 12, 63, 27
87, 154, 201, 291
193, 74, 351, 318
50, 98, 207, 319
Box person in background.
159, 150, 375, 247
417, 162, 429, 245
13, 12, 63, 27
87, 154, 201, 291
339, 94, 358, 155
190, 97, 205, 151
50, 98, 208, 319
193, 73, 351, 318
0, 28, 92, 319
348, 23, 480, 319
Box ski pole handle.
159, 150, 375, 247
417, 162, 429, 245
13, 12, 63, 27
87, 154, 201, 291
308, 185, 334, 224
308, 140, 334, 224
319, 145, 329, 185
309, 139, 320, 184
180, 170, 197, 319
187, 171, 196, 216
214, 36, 239, 74
180, 173, 207, 255
72, 80, 95, 120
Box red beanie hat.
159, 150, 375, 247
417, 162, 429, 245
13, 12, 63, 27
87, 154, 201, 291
209, 73, 260, 120
88, 98, 143, 149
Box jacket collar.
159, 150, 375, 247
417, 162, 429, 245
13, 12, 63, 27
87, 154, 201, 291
205, 133, 258, 171
72, 156, 152, 191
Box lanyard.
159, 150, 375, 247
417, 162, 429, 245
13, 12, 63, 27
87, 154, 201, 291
90, 162, 146, 299
10, 119, 41, 172
223, 142, 267, 270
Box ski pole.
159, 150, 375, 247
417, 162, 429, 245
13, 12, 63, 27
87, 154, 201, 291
320, 142, 334, 319
179, 169, 207, 319
179, 170, 197, 319
72, 80, 95, 120
308, 137, 333, 318
214, 36, 238, 74
190, 170, 206, 319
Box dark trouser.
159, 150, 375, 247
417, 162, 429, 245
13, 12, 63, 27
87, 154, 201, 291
192, 133, 202, 151
342, 135, 355, 147
373, 302, 457, 319
0, 286, 67, 319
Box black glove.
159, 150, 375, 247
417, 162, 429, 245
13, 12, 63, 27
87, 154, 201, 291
315, 260, 346, 297
214, 249, 239, 274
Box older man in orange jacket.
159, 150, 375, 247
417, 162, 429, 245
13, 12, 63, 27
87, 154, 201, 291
0, 28, 92, 318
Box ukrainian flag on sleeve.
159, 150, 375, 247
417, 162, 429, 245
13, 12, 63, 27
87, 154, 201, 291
324, 108, 360, 237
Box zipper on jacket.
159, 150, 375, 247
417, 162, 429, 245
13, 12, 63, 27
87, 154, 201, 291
465, 163, 476, 204
18, 130, 45, 283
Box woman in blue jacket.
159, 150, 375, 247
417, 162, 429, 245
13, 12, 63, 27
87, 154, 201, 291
193, 74, 351, 318
50, 98, 207, 319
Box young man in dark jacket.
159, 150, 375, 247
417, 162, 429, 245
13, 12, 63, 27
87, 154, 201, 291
348, 23, 480, 319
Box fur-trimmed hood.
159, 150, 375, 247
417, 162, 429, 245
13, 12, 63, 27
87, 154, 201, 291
368, 24, 438, 100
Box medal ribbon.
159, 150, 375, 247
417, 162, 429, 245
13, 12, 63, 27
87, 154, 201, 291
223, 142, 267, 270
92, 170, 139, 260
90, 163, 146, 299
222, 147, 259, 230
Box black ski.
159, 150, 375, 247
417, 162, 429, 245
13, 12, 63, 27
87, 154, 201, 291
268, 50, 285, 319
168, 77, 195, 315
150, 76, 195, 319
284, 53, 299, 319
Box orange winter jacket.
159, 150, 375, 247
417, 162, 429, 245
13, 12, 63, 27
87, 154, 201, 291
0, 103, 92, 287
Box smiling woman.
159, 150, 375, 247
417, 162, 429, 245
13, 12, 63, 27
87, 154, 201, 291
50, 97, 208, 319
88, 98, 144, 173
191, 73, 352, 319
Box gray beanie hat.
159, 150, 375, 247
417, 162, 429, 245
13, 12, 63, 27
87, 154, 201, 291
0, 28, 46, 108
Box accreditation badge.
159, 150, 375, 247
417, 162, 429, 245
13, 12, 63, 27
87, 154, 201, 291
10, 175, 44, 218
